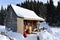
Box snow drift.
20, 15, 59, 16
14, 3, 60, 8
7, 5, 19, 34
6, 31, 24, 40
0, 25, 6, 32
0, 22, 60, 40
40, 30, 59, 40
39, 22, 60, 40
0, 34, 10, 40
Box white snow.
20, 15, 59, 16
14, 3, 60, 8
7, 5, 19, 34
6, 31, 37, 40
24, 35, 37, 40
39, 22, 60, 40
11, 4, 45, 21
40, 30, 60, 40
1, 22, 60, 40
51, 27, 60, 39
40, 22, 52, 33
40, 22, 49, 28
0, 34, 10, 40
0, 25, 37, 40
0, 25, 6, 32
6, 31, 24, 40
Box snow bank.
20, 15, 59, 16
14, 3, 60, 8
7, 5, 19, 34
40, 30, 59, 40
23, 34, 37, 40
0, 25, 37, 40
0, 34, 10, 40
40, 22, 52, 33
1, 23, 60, 40
6, 31, 24, 40
39, 22, 60, 40
40, 22, 49, 28
0, 25, 6, 32
6, 31, 37, 40
50, 27, 60, 39
24, 35, 37, 40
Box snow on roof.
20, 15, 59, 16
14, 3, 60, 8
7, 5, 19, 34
11, 4, 45, 21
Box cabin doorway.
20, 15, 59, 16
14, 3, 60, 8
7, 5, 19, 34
24, 20, 37, 34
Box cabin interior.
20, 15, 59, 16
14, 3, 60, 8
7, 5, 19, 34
24, 20, 40, 34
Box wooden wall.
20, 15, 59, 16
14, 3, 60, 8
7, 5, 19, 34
17, 18, 24, 34
6, 6, 17, 32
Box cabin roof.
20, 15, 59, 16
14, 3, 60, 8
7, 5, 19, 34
11, 4, 45, 21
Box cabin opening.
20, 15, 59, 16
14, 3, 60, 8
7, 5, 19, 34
24, 20, 39, 34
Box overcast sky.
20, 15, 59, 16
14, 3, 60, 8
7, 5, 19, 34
0, 0, 59, 9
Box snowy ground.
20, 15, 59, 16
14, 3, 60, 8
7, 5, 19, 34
0, 34, 10, 40
0, 25, 37, 40
0, 22, 60, 40
40, 22, 60, 40
0, 25, 6, 32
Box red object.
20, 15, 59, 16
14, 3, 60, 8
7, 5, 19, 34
23, 31, 27, 38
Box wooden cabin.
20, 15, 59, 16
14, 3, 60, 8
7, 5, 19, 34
6, 4, 45, 34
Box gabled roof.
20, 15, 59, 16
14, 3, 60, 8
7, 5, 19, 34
11, 4, 45, 21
